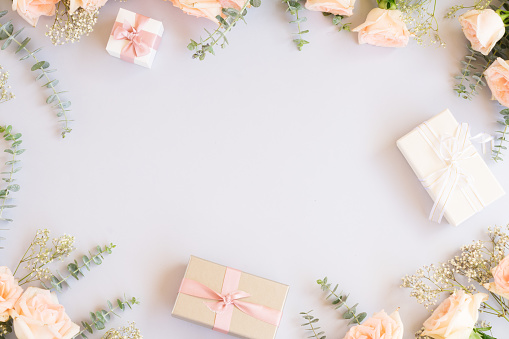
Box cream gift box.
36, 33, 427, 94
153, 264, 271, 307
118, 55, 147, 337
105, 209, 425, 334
172, 256, 289, 339
397, 109, 505, 226
106, 8, 163, 69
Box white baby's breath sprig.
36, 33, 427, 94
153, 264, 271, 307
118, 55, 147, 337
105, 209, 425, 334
0, 65, 14, 103
102, 322, 143, 339
14, 229, 76, 286
402, 224, 509, 321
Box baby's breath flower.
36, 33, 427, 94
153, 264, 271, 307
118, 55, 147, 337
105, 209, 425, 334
102, 322, 143, 339
46, 0, 99, 45
0, 65, 14, 103
402, 225, 509, 316
17, 229, 76, 286
396, 0, 445, 46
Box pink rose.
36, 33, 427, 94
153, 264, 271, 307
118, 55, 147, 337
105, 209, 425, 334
305, 0, 356, 17
69, 0, 108, 14
422, 290, 488, 339
0, 267, 23, 322
343, 310, 404, 339
12, 0, 60, 27
485, 57, 509, 107
484, 254, 509, 299
168, 0, 223, 22
10, 287, 80, 339
459, 9, 505, 56
352, 8, 410, 47
168, 0, 248, 22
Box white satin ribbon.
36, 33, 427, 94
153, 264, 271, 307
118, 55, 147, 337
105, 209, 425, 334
417, 122, 486, 223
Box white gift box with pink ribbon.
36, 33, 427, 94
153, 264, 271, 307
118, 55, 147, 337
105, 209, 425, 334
397, 109, 505, 226
172, 256, 289, 339
106, 8, 163, 69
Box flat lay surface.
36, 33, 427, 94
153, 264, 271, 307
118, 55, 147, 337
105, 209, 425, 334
1, 0, 509, 338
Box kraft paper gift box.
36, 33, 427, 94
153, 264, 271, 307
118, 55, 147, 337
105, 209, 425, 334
397, 109, 505, 226
106, 8, 163, 68
172, 256, 289, 339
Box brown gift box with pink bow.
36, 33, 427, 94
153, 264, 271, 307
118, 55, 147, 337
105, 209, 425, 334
172, 256, 289, 339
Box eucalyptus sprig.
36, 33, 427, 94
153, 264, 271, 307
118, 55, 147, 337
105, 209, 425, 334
493, 109, 509, 162
0, 10, 73, 138
0, 125, 24, 223
454, 45, 496, 100
75, 296, 140, 339
317, 277, 367, 325
323, 13, 351, 32
282, 0, 309, 50
300, 311, 326, 339
42, 243, 116, 292
188, 0, 261, 60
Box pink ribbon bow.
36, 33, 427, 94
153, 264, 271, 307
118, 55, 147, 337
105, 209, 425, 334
112, 14, 159, 63
179, 267, 282, 334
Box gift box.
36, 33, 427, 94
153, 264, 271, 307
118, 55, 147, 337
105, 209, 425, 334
397, 109, 505, 226
172, 256, 289, 339
106, 8, 163, 68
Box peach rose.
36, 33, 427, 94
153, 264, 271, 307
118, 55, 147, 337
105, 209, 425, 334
169, 0, 248, 22
10, 287, 80, 339
305, 0, 356, 17
485, 57, 509, 107
69, 0, 108, 14
12, 0, 60, 27
0, 267, 23, 322
352, 8, 411, 48
422, 290, 488, 339
459, 9, 505, 56
343, 309, 404, 339
484, 254, 509, 299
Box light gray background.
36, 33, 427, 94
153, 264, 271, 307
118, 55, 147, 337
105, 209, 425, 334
1, 0, 509, 338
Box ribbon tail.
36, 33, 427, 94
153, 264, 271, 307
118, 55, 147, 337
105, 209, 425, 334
234, 300, 282, 326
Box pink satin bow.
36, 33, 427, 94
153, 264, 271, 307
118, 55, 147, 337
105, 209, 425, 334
112, 14, 156, 62
179, 268, 282, 334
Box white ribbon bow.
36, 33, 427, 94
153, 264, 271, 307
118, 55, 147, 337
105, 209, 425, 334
417, 122, 487, 224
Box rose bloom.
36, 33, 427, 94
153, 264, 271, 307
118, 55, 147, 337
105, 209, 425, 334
343, 309, 404, 339
305, 0, 356, 17
484, 254, 509, 299
169, 0, 223, 22
485, 57, 509, 108
12, 0, 60, 27
422, 290, 488, 339
352, 8, 411, 48
0, 267, 23, 322
69, 0, 108, 14
10, 287, 80, 339
459, 9, 505, 56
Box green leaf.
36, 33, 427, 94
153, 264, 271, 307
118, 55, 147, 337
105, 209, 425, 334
67, 262, 80, 279
7, 184, 20, 192
16, 37, 30, 54
2, 38, 13, 51
51, 276, 62, 292
94, 320, 105, 331
46, 95, 57, 104
31, 61, 49, 71
82, 321, 93, 333
0, 21, 13, 40
42, 79, 59, 88
0, 11, 7, 19
250, 0, 262, 7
